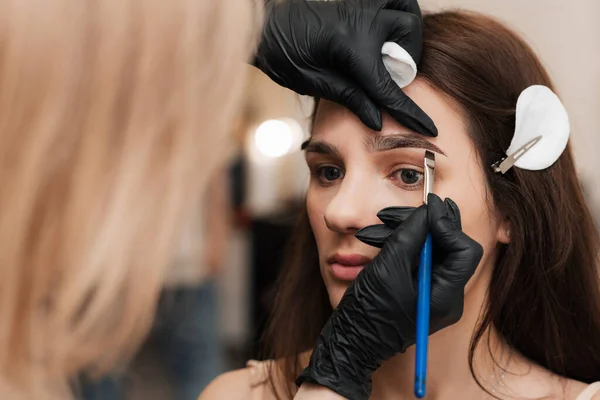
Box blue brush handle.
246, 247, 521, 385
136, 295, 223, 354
415, 233, 433, 398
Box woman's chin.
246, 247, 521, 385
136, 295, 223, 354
327, 283, 350, 309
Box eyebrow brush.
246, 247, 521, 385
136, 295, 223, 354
415, 150, 435, 398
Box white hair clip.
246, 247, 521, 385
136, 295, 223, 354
491, 85, 570, 174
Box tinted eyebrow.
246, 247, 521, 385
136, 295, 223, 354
302, 140, 342, 158
364, 133, 446, 156
302, 133, 446, 157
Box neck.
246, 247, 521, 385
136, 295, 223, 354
370, 267, 509, 399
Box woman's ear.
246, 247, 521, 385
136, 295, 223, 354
496, 217, 511, 244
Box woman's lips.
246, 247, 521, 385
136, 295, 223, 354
330, 264, 365, 281
327, 253, 373, 282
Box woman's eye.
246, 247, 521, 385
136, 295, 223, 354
393, 168, 423, 186
317, 166, 344, 182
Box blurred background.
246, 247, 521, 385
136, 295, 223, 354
80, 0, 600, 399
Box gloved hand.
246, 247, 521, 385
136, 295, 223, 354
253, 0, 437, 136
296, 194, 483, 400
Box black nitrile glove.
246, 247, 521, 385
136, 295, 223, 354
253, 0, 437, 135
296, 194, 483, 400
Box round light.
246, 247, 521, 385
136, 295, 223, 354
253, 119, 293, 158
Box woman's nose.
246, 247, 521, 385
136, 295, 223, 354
324, 174, 378, 234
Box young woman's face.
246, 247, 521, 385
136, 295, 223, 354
305, 79, 508, 308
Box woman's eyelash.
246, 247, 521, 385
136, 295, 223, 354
308, 164, 344, 186
390, 168, 424, 189
308, 163, 424, 191
316, 166, 344, 182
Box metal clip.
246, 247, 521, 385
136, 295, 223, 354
491, 135, 542, 174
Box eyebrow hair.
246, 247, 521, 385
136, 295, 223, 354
301, 140, 342, 158
364, 134, 446, 156
302, 133, 446, 157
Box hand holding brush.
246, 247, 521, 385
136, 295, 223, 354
297, 194, 483, 400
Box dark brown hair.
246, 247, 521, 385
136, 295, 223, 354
262, 10, 600, 399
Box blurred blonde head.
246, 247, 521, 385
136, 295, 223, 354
0, 0, 260, 398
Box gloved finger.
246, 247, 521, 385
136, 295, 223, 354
359, 0, 422, 18
427, 194, 466, 250
380, 10, 423, 63
311, 71, 384, 131
356, 206, 416, 246
355, 224, 392, 248
385, 204, 429, 258
444, 197, 463, 230
377, 206, 416, 228
356, 205, 426, 249
347, 57, 437, 136
427, 194, 483, 283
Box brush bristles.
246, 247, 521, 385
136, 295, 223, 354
424, 150, 435, 168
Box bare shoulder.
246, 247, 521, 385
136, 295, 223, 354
501, 356, 599, 400
198, 368, 254, 400
198, 360, 282, 400
567, 379, 600, 400
541, 375, 600, 400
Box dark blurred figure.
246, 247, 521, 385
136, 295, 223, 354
249, 208, 299, 359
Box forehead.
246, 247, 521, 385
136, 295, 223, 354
311, 79, 472, 158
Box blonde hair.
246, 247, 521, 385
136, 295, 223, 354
0, 0, 260, 398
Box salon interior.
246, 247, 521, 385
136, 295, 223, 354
80, 0, 600, 399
